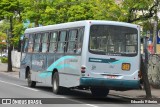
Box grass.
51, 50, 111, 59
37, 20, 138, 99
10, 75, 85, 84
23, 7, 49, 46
1, 57, 8, 63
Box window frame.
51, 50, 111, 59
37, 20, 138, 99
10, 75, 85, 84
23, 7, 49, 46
33, 33, 41, 53
41, 32, 49, 53
49, 31, 58, 53
89, 25, 138, 57
22, 34, 29, 53
67, 29, 78, 53
75, 27, 84, 54
28, 33, 35, 52
57, 30, 67, 53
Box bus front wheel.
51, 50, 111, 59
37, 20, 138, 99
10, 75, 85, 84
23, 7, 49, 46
90, 87, 109, 97
52, 72, 61, 94
27, 72, 36, 87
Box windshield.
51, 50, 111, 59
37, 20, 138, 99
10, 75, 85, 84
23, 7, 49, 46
89, 25, 138, 56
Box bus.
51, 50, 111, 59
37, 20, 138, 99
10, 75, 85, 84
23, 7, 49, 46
20, 20, 141, 97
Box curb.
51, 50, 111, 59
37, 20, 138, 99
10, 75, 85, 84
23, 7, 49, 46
109, 93, 137, 99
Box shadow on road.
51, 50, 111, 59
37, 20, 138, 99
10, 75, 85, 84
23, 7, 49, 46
33, 85, 131, 104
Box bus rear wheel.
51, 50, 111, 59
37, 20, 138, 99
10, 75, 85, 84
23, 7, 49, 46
90, 87, 109, 97
52, 72, 61, 94
27, 72, 36, 87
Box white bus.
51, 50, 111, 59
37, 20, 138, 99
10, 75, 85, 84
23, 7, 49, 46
20, 20, 141, 97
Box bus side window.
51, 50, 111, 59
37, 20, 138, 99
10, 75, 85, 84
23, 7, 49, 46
67, 29, 77, 53
22, 34, 29, 52
28, 34, 34, 52
23, 38, 29, 52
34, 33, 41, 52
57, 31, 67, 53
49, 32, 58, 53
76, 28, 84, 54
41, 33, 49, 52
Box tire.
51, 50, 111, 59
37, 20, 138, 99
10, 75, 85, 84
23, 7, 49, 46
27, 72, 36, 88
52, 72, 61, 94
90, 87, 109, 97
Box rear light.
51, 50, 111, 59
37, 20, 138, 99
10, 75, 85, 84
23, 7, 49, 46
81, 66, 86, 73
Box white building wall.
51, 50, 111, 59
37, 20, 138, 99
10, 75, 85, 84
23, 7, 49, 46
11, 50, 21, 68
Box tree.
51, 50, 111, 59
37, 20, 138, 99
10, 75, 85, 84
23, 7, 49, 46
0, 19, 9, 56
22, 0, 49, 27
121, 0, 159, 23
40, 0, 121, 24
0, 32, 7, 55
0, 0, 21, 72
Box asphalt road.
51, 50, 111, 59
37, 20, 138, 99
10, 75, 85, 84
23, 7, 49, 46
0, 72, 159, 107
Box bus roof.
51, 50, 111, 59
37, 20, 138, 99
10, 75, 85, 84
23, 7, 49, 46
24, 20, 139, 34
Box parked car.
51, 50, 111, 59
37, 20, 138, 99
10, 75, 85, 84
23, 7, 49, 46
0, 53, 8, 57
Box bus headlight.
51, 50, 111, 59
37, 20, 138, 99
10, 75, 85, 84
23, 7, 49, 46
122, 63, 130, 71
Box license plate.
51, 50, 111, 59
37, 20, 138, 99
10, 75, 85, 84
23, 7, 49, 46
122, 63, 130, 71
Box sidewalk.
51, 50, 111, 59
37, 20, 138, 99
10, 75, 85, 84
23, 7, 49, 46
110, 89, 160, 98
0, 62, 159, 98
0, 62, 19, 76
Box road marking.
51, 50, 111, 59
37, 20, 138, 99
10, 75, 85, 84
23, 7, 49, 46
85, 104, 99, 107
0, 80, 39, 92
63, 98, 99, 107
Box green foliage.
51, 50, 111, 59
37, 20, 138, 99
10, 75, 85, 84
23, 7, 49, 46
22, 0, 48, 26
0, 0, 19, 19
39, 0, 121, 24
1, 57, 8, 63
121, 0, 159, 23
0, 0, 22, 48
0, 19, 10, 32
0, 31, 7, 52
12, 22, 24, 47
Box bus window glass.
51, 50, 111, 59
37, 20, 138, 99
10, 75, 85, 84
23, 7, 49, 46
76, 28, 84, 54
29, 34, 34, 43
23, 38, 29, 52
28, 34, 34, 52
67, 30, 77, 53
50, 32, 57, 42
22, 34, 29, 52
89, 25, 138, 56
34, 34, 41, 52
58, 31, 66, 53
49, 32, 57, 52
77, 28, 84, 43
42, 33, 48, 52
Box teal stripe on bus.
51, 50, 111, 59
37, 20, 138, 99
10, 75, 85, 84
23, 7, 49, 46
47, 56, 76, 71
39, 56, 77, 78
89, 57, 130, 64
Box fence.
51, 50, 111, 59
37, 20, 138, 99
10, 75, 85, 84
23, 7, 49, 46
11, 50, 21, 68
